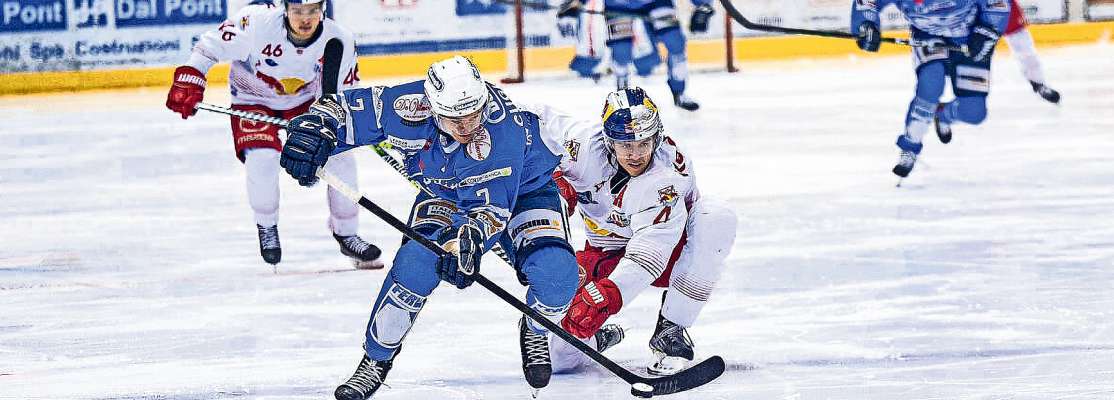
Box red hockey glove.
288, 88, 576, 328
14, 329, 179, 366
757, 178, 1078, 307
561, 278, 623, 338
166, 66, 207, 119
553, 171, 578, 217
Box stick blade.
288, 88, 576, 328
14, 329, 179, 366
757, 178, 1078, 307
646, 356, 726, 396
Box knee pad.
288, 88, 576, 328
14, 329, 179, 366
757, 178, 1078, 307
365, 279, 428, 360
953, 96, 988, 124
520, 244, 579, 297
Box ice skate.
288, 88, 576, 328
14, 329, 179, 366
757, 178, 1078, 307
334, 354, 394, 400
519, 316, 552, 393
256, 224, 281, 265
647, 313, 694, 376
934, 105, 952, 144
1030, 81, 1061, 104
334, 233, 384, 270
672, 92, 700, 111
595, 323, 625, 352
893, 149, 918, 178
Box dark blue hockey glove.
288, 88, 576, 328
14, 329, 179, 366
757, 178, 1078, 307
689, 4, 714, 34
279, 110, 339, 187
437, 222, 484, 289
856, 22, 881, 52
966, 23, 1000, 63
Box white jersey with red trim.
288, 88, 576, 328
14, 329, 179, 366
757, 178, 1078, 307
528, 103, 700, 281
186, 4, 359, 110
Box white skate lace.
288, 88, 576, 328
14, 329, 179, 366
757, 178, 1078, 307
342, 236, 371, 254
346, 358, 389, 393
257, 226, 280, 250
523, 329, 551, 367
898, 151, 916, 167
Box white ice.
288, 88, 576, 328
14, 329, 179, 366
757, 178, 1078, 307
2, 42, 1113, 400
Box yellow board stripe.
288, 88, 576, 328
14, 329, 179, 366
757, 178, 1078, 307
1, 21, 1111, 96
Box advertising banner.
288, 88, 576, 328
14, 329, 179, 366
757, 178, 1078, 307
1087, 0, 1114, 20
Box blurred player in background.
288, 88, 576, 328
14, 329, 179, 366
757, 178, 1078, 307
526, 87, 737, 374
556, 0, 717, 111
165, 0, 382, 268
1003, 0, 1061, 103
558, 0, 664, 82
853, 0, 1011, 178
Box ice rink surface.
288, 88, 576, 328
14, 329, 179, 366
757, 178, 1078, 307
2, 42, 1113, 399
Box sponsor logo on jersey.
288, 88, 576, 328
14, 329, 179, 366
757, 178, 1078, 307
564, 139, 581, 161
255, 71, 308, 95
464, 129, 493, 160
240, 16, 250, 30
658, 185, 679, 207
385, 135, 429, 151
915, 0, 957, 13
606, 208, 630, 227
393, 94, 432, 122
457, 166, 512, 187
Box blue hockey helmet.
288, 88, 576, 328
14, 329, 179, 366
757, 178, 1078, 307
601, 87, 663, 143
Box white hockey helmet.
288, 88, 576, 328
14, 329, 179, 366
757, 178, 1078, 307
424, 56, 490, 118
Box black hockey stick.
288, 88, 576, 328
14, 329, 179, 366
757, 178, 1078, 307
494, 0, 648, 19
321, 38, 344, 96
192, 102, 726, 396
718, 0, 967, 52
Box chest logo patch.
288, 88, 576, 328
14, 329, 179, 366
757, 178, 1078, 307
465, 128, 493, 160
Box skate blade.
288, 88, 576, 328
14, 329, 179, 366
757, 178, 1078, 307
529, 387, 541, 399
352, 258, 385, 270
647, 355, 690, 376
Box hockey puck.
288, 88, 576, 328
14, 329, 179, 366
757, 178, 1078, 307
631, 382, 654, 398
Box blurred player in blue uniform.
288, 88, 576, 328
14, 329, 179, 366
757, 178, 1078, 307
557, 0, 716, 111
852, 0, 1011, 177
277, 56, 579, 399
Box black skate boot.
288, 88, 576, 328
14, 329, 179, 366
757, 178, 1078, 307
892, 150, 918, 178
334, 233, 384, 270
1030, 81, 1061, 104
892, 135, 922, 179
647, 313, 695, 376
673, 92, 700, 111
334, 354, 394, 400
256, 224, 281, 265
519, 316, 552, 391
934, 105, 952, 144
595, 324, 625, 353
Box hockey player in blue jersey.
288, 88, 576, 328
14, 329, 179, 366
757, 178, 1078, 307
852, 0, 1011, 177
558, 0, 715, 111
277, 56, 580, 399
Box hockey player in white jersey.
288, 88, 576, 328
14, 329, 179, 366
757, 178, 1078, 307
165, 0, 382, 268
526, 87, 737, 374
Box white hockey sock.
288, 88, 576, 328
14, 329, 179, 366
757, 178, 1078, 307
325, 151, 359, 236
1005, 29, 1046, 84
244, 148, 280, 227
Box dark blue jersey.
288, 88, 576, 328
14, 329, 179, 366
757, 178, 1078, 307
329, 80, 563, 249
